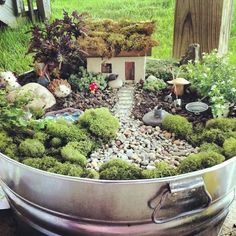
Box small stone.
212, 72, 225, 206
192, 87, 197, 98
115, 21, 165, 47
146, 165, 156, 170
173, 139, 181, 145
126, 149, 134, 158
141, 160, 149, 166
124, 129, 132, 138
163, 132, 172, 139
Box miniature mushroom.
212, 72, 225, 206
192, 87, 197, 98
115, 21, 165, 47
167, 77, 190, 96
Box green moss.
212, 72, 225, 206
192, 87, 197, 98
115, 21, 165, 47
206, 118, 236, 131
63, 141, 93, 156
223, 137, 236, 159
19, 139, 45, 158
142, 161, 177, 179
23, 156, 59, 171
99, 159, 142, 180
199, 143, 223, 154
48, 162, 83, 177
162, 115, 192, 138
4, 143, 19, 160
199, 129, 226, 146
61, 143, 87, 167
143, 78, 167, 92
79, 108, 120, 140
0, 130, 13, 153
50, 137, 62, 148
82, 169, 100, 179
178, 151, 225, 174
33, 132, 48, 143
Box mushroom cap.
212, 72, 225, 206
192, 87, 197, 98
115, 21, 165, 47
167, 77, 190, 85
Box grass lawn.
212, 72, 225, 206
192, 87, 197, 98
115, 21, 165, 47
0, 0, 235, 74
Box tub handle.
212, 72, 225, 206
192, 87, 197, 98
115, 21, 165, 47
149, 176, 212, 224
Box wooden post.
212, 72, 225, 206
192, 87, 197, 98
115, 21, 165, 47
173, 0, 233, 59
36, 0, 51, 20
27, 0, 35, 23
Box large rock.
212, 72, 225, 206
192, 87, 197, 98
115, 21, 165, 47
8, 83, 56, 110
108, 77, 123, 89
142, 109, 170, 127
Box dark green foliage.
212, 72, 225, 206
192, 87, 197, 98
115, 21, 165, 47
82, 169, 100, 179
99, 159, 142, 180
162, 115, 192, 138
143, 78, 167, 92
50, 137, 62, 148
199, 143, 223, 154
23, 156, 59, 171
178, 151, 225, 174
19, 139, 45, 158
48, 162, 84, 177
142, 161, 177, 179
223, 137, 236, 159
61, 143, 87, 167
206, 118, 236, 132
0, 130, 13, 153
79, 108, 120, 139
29, 107, 45, 119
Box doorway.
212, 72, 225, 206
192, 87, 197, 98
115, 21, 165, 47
125, 62, 135, 81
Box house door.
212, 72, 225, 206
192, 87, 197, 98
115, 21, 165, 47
125, 62, 135, 81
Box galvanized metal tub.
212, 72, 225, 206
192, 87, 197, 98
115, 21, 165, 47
0, 152, 236, 236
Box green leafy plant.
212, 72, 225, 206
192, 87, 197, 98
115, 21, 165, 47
143, 78, 167, 92
183, 50, 236, 118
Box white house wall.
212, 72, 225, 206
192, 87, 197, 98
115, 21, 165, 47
87, 57, 146, 83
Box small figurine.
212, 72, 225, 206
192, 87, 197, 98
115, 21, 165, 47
0, 71, 21, 91
48, 79, 72, 98
179, 43, 200, 65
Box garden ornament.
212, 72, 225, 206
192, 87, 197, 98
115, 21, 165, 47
179, 43, 200, 65
89, 82, 99, 93
0, 71, 21, 91
154, 105, 165, 118
185, 102, 209, 115
107, 74, 123, 89
167, 77, 190, 96
35, 62, 50, 87
164, 93, 173, 103
48, 79, 72, 98
173, 98, 182, 108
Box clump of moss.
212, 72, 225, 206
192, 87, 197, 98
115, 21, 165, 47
199, 129, 226, 146
33, 132, 48, 143
19, 139, 45, 158
61, 143, 87, 167
79, 108, 120, 140
0, 130, 13, 152
178, 151, 225, 174
199, 143, 223, 154
63, 141, 93, 156
23, 156, 59, 171
50, 137, 62, 148
223, 137, 236, 159
48, 162, 83, 177
82, 169, 100, 179
4, 143, 19, 160
206, 118, 236, 132
99, 159, 142, 180
142, 162, 177, 179
162, 115, 192, 138
143, 78, 167, 92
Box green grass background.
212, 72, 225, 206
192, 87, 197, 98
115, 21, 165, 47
0, 0, 235, 73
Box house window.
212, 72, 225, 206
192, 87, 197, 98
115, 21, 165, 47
101, 63, 112, 73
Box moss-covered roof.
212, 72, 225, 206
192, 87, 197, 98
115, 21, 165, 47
78, 19, 158, 58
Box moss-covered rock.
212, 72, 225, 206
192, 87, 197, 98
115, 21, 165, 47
0, 130, 13, 153
48, 162, 83, 177
162, 115, 192, 138
61, 143, 87, 167
82, 169, 100, 179
223, 137, 236, 159
206, 118, 236, 131
199, 143, 223, 154
23, 156, 58, 171
99, 159, 142, 180
19, 139, 45, 158
79, 108, 120, 140
178, 151, 225, 174
142, 161, 177, 179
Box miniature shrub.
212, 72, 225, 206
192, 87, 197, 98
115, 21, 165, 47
23, 156, 59, 171
48, 162, 84, 177
223, 138, 236, 159
82, 169, 100, 179
178, 151, 225, 174
61, 143, 87, 167
79, 108, 120, 139
162, 115, 192, 138
199, 143, 223, 154
143, 78, 167, 92
206, 118, 236, 132
0, 131, 13, 152
19, 139, 45, 158
99, 159, 142, 180
142, 162, 177, 179
50, 137, 62, 148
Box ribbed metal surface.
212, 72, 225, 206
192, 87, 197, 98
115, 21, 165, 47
0, 153, 236, 236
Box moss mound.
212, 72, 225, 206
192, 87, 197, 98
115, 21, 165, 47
199, 143, 223, 154
223, 137, 236, 159
206, 118, 236, 131
0, 131, 13, 153
19, 139, 45, 158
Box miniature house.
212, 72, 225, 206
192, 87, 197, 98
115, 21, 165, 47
87, 50, 151, 83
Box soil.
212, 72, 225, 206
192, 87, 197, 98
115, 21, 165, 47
132, 83, 236, 126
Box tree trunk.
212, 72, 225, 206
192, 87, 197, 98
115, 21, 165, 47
173, 0, 233, 59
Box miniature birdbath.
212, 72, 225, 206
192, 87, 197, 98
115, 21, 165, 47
185, 102, 209, 115
167, 77, 190, 96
